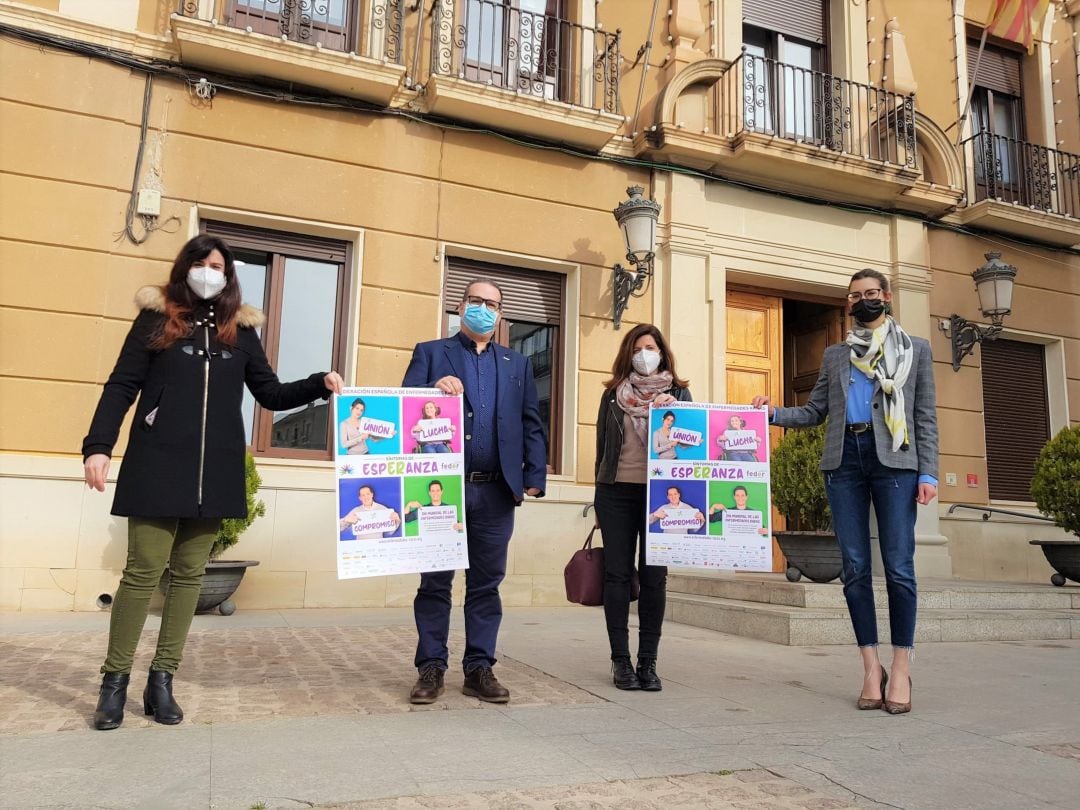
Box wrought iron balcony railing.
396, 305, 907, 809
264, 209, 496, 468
176, 0, 407, 62
961, 131, 1080, 218
719, 50, 917, 168
429, 0, 620, 114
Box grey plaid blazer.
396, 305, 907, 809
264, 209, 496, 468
772, 338, 938, 477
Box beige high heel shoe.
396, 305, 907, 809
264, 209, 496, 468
884, 676, 912, 714
857, 666, 888, 710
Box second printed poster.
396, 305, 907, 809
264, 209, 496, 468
645, 403, 772, 571
335, 387, 468, 579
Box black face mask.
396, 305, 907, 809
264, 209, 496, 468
850, 298, 886, 324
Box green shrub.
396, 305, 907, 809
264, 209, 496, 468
771, 423, 831, 532
211, 451, 266, 559
1031, 425, 1080, 537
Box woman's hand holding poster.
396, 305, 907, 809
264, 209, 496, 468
335, 387, 468, 579
645, 403, 773, 571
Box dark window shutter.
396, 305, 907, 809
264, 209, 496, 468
203, 221, 348, 263
967, 40, 1022, 97
444, 258, 564, 324
981, 339, 1050, 501
743, 0, 826, 44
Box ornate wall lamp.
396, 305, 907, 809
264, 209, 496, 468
938, 251, 1018, 371
611, 185, 661, 329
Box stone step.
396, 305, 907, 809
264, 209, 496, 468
666, 572, 1080, 612
665, 593, 1080, 646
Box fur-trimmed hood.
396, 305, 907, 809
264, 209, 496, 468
135, 285, 266, 328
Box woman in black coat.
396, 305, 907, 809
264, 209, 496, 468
83, 234, 343, 730
593, 323, 691, 692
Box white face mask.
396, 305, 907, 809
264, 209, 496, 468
187, 266, 227, 300
632, 349, 662, 375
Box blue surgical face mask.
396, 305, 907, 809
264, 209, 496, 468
461, 303, 498, 336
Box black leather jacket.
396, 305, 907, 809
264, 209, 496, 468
594, 384, 692, 485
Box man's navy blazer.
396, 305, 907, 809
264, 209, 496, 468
402, 337, 548, 502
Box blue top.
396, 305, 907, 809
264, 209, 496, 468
848, 366, 936, 487
771, 361, 936, 487
456, 330, 499, 473
846, 371, 874, 424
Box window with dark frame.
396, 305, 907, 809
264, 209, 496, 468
441, 258, 564, 473
226, 0, 356, 52
980, 338, 1051, 502
463, 0, 569, 101
203, 221, 350, 461
967, 38, 1033, 203
742, 0, 828, 142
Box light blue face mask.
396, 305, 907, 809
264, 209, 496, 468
462, 303, 498, 335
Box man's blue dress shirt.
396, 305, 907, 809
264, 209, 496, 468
457, 330, 499, 474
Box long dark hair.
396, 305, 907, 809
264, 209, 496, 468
153, 234, 242, 349
603, 323, 689, 390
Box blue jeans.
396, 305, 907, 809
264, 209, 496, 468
824, 431, 918, 648
414, 481, 516, 672
420, 443, 451, 453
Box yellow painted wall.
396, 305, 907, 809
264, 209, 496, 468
0, 34, 647, 610
870, 0, 961, 131
2, 0, 1079, 608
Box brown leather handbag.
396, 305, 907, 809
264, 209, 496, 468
564, 526, 639, 606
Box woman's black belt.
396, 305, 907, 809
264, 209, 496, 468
846, 422, 873, 434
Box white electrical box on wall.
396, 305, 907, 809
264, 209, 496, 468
136, 189, 161, 217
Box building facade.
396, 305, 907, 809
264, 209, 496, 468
1, 0, 1078, 610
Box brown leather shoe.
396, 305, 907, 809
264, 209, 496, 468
409, 665, 445, 704
857, 666, 888, 710
884, 676, 912, 714
462, 666, 510, 703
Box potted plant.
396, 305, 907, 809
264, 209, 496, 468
1029, 425, 1080, 587
161, 451, 264, 614
771, 423, 842, 583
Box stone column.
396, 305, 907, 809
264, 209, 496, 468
889, 216, 952, 579
657, 173, 714, 396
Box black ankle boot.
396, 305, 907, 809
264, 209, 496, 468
94, 672, 130, 730
637, 657, 662, 691
143, 669, 183, 725
611, 657, 641, 690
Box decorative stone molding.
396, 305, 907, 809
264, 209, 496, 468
170, 14, 406, 105
883, 18, 917, 96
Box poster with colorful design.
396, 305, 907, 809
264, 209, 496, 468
335, 388, 468, 579
645, 403, 772, 571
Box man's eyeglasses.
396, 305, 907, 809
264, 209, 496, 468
846, 289, 883, 302
464, 295, 502, 313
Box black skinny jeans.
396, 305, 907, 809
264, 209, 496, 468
594, 481, 667, 660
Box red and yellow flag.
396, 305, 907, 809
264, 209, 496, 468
987, 0, 1051, 53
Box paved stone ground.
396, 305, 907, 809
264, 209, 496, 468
1, 607, 1077, 809
331, 770, 859, 809
0, 625, 599, 735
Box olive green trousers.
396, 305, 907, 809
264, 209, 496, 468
101, 517, 220, 675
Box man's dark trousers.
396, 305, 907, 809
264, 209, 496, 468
413, 481, 516, 672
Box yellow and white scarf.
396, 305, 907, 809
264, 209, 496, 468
846, 316, 913, 451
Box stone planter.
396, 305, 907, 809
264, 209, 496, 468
774, 531, 843, 584
1028, 540, 1080, 587
160, 560, 259, 615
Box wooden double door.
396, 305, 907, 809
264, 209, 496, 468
724, 290, 844, 572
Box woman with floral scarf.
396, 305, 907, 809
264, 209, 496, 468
593, 324, 692, 692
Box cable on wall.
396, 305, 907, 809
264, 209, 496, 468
2, 21, 1077, 262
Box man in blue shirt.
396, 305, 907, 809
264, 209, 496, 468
402, 279, 547, 704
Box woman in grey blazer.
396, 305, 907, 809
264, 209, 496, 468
753, 269, 938, 715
